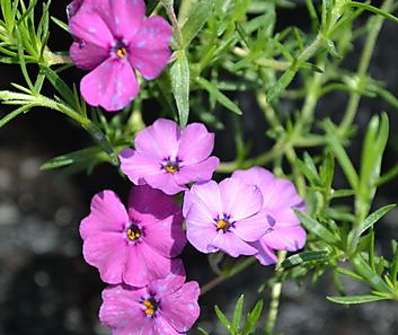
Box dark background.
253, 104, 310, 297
0, 1, 398, 334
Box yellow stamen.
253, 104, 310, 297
143, 299, 157, 316
165, 163, 179, 174
116, 47, 127, 59
216, 219, 230, 231
127, 226, 141, 241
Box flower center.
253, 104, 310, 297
216, 219, 230, 232
143, 298, 158, 317
127, 224, 142, 241
116, 47, 127, 59
164, 161, 179, 174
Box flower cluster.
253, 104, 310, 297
71, 1, 306, 334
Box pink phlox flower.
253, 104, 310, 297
232, 167, 306, 265
68, 0, 172, 111
99, 263, 200, 335
67, 0, 84, 19
183, 177, 270, 257
120, 118, 220, 195
80, 185, 186, 287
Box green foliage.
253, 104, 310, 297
210, 295, 264, 335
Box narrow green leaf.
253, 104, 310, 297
281, 250, 330, 269
0, 104, 31, 128
214, 305, 231, 331
232, 295, 244, 332
40, 146, 109, 171
242, 300, 263, 335
170, 50, 190, 126
196, 77, 242, 115
352, 254, 392, 293
295, 210, 340, 244
181, 0, 214, 47
347, 1, 398, 25
42, 66, 78, 109
51, 16, 69, 32
197, 327, 210, 335
358, 204, 396, 236
324, 121, 359, 189
327, 294, 388, 305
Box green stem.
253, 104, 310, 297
178, 0, 197, 23
339, 0, 394, 133
265, 251, 286, 335
200, 257, 256, 295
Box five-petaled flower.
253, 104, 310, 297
120, 118, 220, 195
99, 263, 200, 335
232, 167, 306, 265
183, 178, 270, 257
80, 185, 186, 287
69, 0, 172, 111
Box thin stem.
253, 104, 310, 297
264, 251, 286, 335
339, 0, 394, 133
162, 0, 184, 47
200, 257, 256, 295
178, 0, 197, 24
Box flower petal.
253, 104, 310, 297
154, 317, 180, 335
69, 5, 114, 48
80, 190, 128, 240
175, 156, 220, 186
186, 222, 218, 254
178, 123, 216, 164
119, 149, 163, 186
108, 0, 146, 41
128, 184, 181, 221
80, 58, 139, 111
250, 240, 278, 266
234, 167, 305, 211
232, 209, 269, 242
70, 41, 109, 70
160, 282, 200, 332
261, 225, 306, 251
143, 215, 186, 257
219, 178, 263, 221
99, 285, 147, 329
129, 16, 172, 80
82, 233, 127, 284
148, 261, 186, 296
187, 181, 223, 219
123, 242, 177, 287
144, 173, 186, 195
210, 231, 258, 257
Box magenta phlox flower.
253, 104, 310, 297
99, 263, 200, 335
80, 185, 186, 287
183, 178, 270, 257
232, 167, 306, 265
120, 118, 220, 195
69, 0, 172, 111
67, 0, 83, 19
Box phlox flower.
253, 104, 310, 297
68, 0, 172, 111
232, 167, 306, 265
80, 185, 186, 287
99, 263, 200, 335
183, 178, 270, 257
67, 0, 83, 19
120, 118, 220, 195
